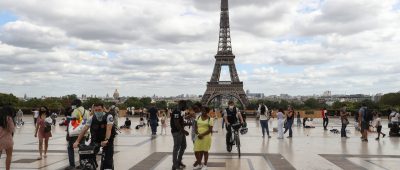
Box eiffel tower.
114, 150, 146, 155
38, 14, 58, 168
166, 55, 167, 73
201, 0, 249, 108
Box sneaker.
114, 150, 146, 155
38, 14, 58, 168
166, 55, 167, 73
362, 139, 368, 142
179, 162, 186, 168
287, 136, 292, 138
268, 136, 271, 138
201, 165, 208, 170
193, 164, 202, 170
375, 138, 379, 140
75, 165, 82, 169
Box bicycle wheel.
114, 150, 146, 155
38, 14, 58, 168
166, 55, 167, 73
227, 143, 232, 152
236, 134, 241, 157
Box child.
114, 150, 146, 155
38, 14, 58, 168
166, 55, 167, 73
135, 117, 145, 129
375, 114, 386, 140
160, 112, 167, 135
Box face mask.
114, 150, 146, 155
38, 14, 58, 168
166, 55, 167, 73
181, 111, 185, 116
71, 105, 77, 109
95, 112, 104, 119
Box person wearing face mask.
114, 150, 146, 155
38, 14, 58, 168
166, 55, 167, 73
223, 100, 244, 150
65, 99, 90, 170
34, 106, 52, 160
73, 103, 117, 170
171, 100, 190, 170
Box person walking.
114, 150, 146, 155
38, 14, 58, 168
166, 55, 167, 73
374, 114, 386, 140
359, 103, 369, 142
193, 106, 213, 170
340, 106, 350, 138
160, 109, 168, 135
284, 110, 294, 138
65, 99, 90, 170
34, 106, 52, 160
277, 109, 285, 139
149, 105, 159, 135
322, 108, 329, 130
171, 100, 190, 170
33, 109, 39, 126
16, 109, 24, 127
296, 112, 301, 127
259, 105, 271, 138
0, 105, 15, 170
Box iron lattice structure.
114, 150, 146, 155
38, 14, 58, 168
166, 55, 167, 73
201, 0, 249, 108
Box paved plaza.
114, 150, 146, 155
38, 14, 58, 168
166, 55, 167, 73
1, 116, 399, 170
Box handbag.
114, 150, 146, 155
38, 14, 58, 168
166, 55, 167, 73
342, 118, 349, 125
68, 109, 87, 137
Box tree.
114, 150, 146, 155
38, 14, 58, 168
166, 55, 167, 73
304, 98, 320, 109
156, 101, 168, 109
380, 93, 400, 107
140, 97, 152, 108
125, 97, 144, 108
83, 98, 102, 109
0, 93, 19, 106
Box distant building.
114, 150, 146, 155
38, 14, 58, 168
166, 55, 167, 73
113, 89, 120, 100
246, 90, 265, 99
323, 91, 332, 97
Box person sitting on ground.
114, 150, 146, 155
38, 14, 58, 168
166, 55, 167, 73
120, 117, 131, 129
303, 117, 308, 128
304, 118, 315, 128
135, 117, 146, 129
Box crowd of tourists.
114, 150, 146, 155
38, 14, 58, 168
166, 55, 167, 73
1, 100, 399, 170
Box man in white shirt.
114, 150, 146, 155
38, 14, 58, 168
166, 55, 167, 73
33, 109, 39, 125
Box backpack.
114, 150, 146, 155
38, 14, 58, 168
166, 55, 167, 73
362, 107, 373, 122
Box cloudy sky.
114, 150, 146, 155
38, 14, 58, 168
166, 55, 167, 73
0, 0, 400, 98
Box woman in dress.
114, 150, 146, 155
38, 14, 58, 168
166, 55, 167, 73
34, 106, 52, 160
0, 105, 15, 170
160, 109, 168, 135
277, 108, 285, 139
193, 106, 213, 170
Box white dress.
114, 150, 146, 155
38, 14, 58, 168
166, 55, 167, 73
277, 112, 284, 139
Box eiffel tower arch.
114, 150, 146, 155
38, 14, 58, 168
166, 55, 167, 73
201, 0, 249, 108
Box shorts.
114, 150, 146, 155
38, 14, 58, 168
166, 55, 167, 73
361, 122, 369, 131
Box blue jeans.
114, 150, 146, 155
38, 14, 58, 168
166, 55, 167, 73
150, 119, 158, 134
260, 120, 270, 137
284, 119, 293, 137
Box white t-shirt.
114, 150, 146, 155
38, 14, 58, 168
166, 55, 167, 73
33, 111, 39, 118
375, 117, 382, 127
259, 105, 269, 121
390, 112, 400, 122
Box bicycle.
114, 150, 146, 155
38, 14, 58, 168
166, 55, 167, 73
226, 123, 242, 157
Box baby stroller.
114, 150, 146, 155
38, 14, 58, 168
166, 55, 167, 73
388, 122, 400, 137
78, 144, 100, 170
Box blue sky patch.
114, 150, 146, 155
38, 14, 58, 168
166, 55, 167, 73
0, 10, 17, 25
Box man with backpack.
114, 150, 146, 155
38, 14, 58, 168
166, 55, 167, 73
74, 102, 117, 170
65, 99, 90, 170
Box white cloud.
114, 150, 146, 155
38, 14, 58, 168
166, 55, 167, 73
0, 0, 399, 97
